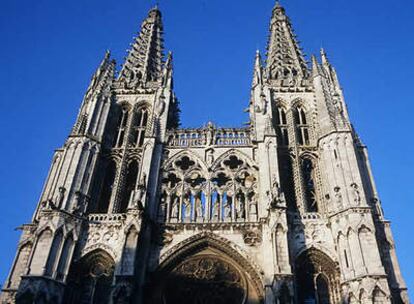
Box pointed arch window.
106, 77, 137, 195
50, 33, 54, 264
294, 106, 310, 145
64, 250, 115, 304
131, 108, 148, 147
29, 229, 53, 275
113, 107, 129, 148
273, 106, 289, 146
277, 152, 297, 211
119, 160, 139, 213
302, 158, 318, 213
296, 249, 340, 304
97, 160, 117, 213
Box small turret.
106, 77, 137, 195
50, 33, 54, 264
71, 50, 115, 137
252, 50, 263, 88
311, 54, 321, 77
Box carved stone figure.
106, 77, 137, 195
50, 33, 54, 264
195, 198, 203, 220
223, 200, 232, 220
334, 186, 343, 209
243, 230, 262, 246
56, 186, 66, 209
206, 122, 215, 146
351, 183, 361, 206
129, 174, 147, 210
171, 196, 179, 220
183, 196, 192, 221
235, 195, 245, 219
71, 191, 88, 216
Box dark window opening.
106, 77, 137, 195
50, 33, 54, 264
114, 109, 129, 147
119, 161, 139, 213
97, 160, 117, 213
131, 108, 148, 147
294, 107, 310, 146
302, 158, 318, 213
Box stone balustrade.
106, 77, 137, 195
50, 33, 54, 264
166, 125, 251, 148
88, 213, 126, 222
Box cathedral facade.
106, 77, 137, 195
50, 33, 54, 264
0, 3, 409, 304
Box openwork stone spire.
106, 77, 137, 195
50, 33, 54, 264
118, 7, 164, 88
266, 2, 309, 84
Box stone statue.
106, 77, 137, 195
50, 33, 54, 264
41, 199, 55, 211
266, 190, 273, 211
235, 195, 245, 219
271, 176, 281, 199
195, 199, 203, 219
266, 177, 283, 210
334, 187, 343, 209
351, 183, 361, 206
224, 200, 232, 220
212, 200, 219, 221
129, 174, 147, 210
56, 186, 66, 209
71, 191, 87, 216
206, 122, 215, 146
171, 197, 179, 219
183, 197, 191, 221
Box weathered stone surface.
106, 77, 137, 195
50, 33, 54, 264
0, 3, 408, 304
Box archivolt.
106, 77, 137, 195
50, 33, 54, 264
158, 232, 264, 299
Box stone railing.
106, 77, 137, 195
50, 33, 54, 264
88, 213, 126, 222
291, 212, 322, 221
166, 124, 252, 148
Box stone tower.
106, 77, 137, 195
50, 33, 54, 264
0, 3, 408, 304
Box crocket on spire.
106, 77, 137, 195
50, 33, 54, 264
118, 6, 165, 89
266, 1, 309, 85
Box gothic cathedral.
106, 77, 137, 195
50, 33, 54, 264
0, 3, 409, 304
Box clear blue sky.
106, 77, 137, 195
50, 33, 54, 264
0, 0, 412, 296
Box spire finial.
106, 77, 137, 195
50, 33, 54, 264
274, 0, 283, 10
104, 49, 111, 60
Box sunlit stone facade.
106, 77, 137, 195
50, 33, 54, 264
0, 3, 408, 304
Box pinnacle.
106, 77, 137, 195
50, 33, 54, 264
273, 0, 285, 13
320, 48, 329, 65
104, 49, 111, 60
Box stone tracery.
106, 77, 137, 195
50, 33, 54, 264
159, 152, 258, 223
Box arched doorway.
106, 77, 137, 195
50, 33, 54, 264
63, 250, 115, 304
164, 254, 246, 304
146, 234, 264, 304
295, 248, 340, 304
